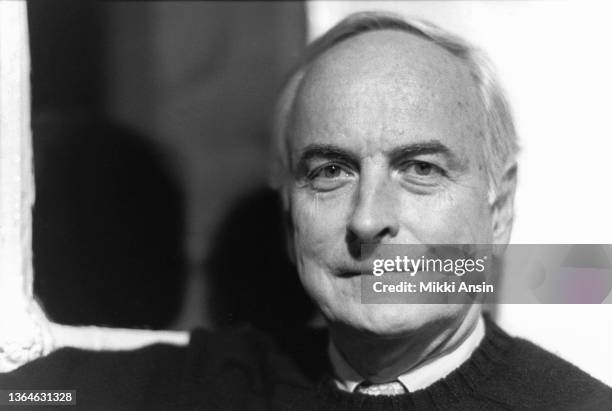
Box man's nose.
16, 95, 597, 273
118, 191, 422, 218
347, 171, 400, 244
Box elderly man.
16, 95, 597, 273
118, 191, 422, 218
2, 12, 611, 410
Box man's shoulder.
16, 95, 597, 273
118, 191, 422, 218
0, 339, 189, 409
504, 333, 610, 391
0, 325, 325, 409
188, 325, 329, 384
478, 319, 612, 410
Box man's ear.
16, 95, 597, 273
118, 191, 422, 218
490, 162, 518, 245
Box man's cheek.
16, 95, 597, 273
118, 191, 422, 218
403, 194, 490, 243
295, 208, 340, 246
292, 194, 348, 254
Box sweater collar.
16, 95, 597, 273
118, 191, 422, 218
328, 315, 485, 393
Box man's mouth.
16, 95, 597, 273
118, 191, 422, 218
335, 264, 380, 277
336, 270, 362, 278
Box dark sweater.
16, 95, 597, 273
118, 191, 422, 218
1, 317, 610, 410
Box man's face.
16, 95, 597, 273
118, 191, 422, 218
286, 30, 493, 336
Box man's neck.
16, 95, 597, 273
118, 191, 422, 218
328, 306, 483, 384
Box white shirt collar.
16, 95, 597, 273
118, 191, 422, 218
329, 315, 485, 393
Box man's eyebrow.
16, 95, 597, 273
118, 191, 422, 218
388, 141, 462, 166
294, 141, 464, 171
296, 144, 360, 168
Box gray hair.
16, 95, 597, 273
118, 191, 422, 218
270, 11, 519, 201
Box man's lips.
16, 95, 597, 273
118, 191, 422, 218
336, 270, 363, 278
334, 264, 434, 278
335, 266, 407, 277
333, 264, 373, 277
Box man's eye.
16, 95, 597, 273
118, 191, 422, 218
316, 165, 343, 178
308, 164, 349, 179
412, 162, 433, 176
400, 161, 445, 183
306, 164, 354, 191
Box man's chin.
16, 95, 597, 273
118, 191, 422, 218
329, 302, 460, 338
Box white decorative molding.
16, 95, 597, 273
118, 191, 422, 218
0, 2, 189, 373
50, 325, 189, 352
0, 0, 54, 373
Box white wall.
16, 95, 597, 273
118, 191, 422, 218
307, 0, 612, 386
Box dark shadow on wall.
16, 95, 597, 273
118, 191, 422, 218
26, 0, 307, 329
206, 187, 316, 334
32, 116, 186, 329
27, 0, 105, 113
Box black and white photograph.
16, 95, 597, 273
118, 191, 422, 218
1, 1, 611, 409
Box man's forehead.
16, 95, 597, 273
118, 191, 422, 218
289, 29, 485, 159
298, 29, 480, 109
